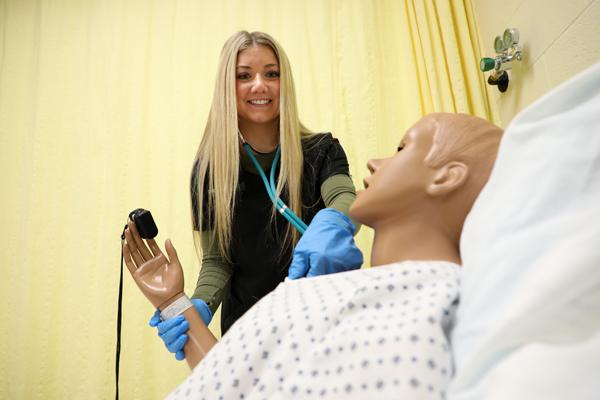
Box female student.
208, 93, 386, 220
150, 30, 363, 360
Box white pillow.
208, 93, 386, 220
449, 63, 600, 399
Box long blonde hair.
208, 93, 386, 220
193, 31, 312, 261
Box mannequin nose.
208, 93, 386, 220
367, 158, 383, 174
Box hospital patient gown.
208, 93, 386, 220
168, 261, 460, 400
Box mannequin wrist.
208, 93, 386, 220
160, 294, 194, 321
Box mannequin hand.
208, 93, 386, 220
288, 208, 363, 279
123, 220, 184, 308
149, 299, 213, 361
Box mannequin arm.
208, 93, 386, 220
123, 220, 217, 369
160, 294, 217, 368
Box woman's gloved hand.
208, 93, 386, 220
288, 208, 363, 279
149, 298, 213, 360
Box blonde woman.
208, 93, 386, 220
149, 31, 363, 360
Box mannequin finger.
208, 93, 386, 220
175, 350, 185, 361
124, 228, 145, 267
127, 220, 153, 261
122, 242, 138, 274
164, 239, 179, 264
146, 239, 163, 258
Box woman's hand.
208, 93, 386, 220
148, 298, 213, 360
288, 208, 363, 279
122, 220, 184, 309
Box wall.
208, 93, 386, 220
473, 0, 600, 126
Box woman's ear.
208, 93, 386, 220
426, 161, 469, 196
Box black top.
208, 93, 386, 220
191, 133, 350, 333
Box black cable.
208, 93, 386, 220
116, 225, 127, 400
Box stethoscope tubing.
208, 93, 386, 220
269, 148, 308, 232
242, 143, 308, 234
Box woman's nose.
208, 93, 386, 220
250, 74, 267, 92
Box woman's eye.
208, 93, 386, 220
237, 73, 251, 80
266, 70, 280, 78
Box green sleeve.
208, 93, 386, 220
320, 174, 362, 234
191, 229, 233, 314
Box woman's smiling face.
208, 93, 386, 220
235, 45, 281, 129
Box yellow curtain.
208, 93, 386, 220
0, 0, 494, 398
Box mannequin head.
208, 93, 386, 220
350, 113, 503, 265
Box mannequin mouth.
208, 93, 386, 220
363, 179, 370, 189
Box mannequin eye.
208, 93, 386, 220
397, 144, 405, 152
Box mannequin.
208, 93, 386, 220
123, 112, 503, 398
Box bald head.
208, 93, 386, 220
422, 113, 503, 202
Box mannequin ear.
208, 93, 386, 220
426, 161, 468, 196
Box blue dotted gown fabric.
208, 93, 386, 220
168, 261, 460, 400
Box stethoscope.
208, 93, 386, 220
239, 132, 308, 234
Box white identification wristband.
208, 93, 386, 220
160, 295, 193, 321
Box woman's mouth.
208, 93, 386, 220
248, 99, 271, 106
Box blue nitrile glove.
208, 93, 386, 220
288, 208, 363, 279
149, 298, 213, 361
